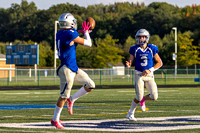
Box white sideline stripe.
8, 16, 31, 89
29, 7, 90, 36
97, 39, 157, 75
2, 92, 56, 95
3, 93, 30, 95
118, 90, 178, 93
0, 116, 200, 132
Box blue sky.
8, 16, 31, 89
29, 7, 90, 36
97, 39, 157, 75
0, 0, 200, 9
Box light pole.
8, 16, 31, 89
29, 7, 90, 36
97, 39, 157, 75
54, 21, 59, 77
172, 27, 177, 76
9, 42, 12, 82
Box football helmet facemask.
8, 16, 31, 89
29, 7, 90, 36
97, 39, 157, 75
58, 13, 77, 30
135, 29, 150, 45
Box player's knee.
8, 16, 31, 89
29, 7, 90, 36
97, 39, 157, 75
90, 80, 95, 89
134, 98, 140, 103
136, 95, 143, 101
85, 80, 95, 89
59, 97, 67, 101
150, 93, 158, 100
139, 97, 143, 101
60, 91, 70, 99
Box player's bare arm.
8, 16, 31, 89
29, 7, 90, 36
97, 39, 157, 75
153, 53, 163, 70
73, 36, 85, 45
126, 54, 134, 68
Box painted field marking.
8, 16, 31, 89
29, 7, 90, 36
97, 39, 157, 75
0, 116, 200, 132
0, 103, 147, 110
0, 105, 87, 110
0, 103, 149, 121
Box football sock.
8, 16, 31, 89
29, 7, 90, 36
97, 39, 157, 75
71, 86, 88, 102
53, 105, 63, 121
140, 96, 145, 106
129, 100, 138, 113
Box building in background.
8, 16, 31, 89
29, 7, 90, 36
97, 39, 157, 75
0, 54, 15, 78
112, 62, 125, 75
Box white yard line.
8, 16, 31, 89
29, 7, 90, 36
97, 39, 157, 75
0, 116, 200, 132
2, 93, 30, 95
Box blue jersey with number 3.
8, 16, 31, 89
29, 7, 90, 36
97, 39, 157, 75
56, 29, 79, 72
129, 44, 159, 72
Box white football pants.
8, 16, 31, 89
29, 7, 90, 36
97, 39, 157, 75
58, 65, 95, 98
134, 71, 158, 101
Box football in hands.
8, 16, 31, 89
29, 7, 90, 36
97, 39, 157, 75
86, 17, 95, 30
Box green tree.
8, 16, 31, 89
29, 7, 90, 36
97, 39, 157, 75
149, 35, 163, 49
76, 45, 94, 68
0, 8, 9, 42
161, 32, 175, 65
177, 32, 200, 69
122, 36, 135, 65
133, 2, 181, 38
0, 42, 9, 54
4, 0, 38, 42
92, 34, 123, 68
39, 41, 54, 67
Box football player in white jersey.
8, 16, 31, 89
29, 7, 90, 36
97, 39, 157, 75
126, 29, 163, 121
51, 13, 95, 129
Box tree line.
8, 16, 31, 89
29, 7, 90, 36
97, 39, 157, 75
0, 0, 200, 68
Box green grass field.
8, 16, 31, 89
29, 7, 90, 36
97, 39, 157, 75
0, 87, 200, 132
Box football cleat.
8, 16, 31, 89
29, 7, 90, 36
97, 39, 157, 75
67, 98, 74, 115
126, 112, 137, 121
51, 119, 64, 129
140, 97, 146, 112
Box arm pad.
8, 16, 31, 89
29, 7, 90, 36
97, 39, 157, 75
149, 67, 155, 72
83, 32, 92, 47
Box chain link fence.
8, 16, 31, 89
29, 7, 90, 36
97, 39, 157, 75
0, 68, 199, 86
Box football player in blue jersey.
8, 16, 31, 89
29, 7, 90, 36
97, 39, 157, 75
126, 29, 163, 121
51, 13, 95, 129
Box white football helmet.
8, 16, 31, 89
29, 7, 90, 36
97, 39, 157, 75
58, 13, 77, 30
135, 29, 150, 45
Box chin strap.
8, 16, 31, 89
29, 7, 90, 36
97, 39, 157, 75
139, 42, 145, 45
139, 41, 147, 45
